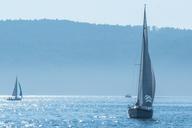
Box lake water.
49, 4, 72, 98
0, 96, 191, 128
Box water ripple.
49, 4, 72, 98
0, 96, 191, 127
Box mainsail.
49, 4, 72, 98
12, 77, 18, 97
136, 5, 156, 108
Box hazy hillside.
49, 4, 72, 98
0, 20, 191, 95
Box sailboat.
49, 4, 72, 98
125, 94, 132, 98
128, 5, 156, 119
7, 77, 23, 101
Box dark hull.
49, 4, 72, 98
128, 107, 153, 119
7, 97, 22, 101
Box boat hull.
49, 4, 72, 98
7, 97, 22, 101
128, 107, 153, 119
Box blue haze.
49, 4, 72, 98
0, 20, 191, 96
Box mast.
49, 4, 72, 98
136, 5, 156, 108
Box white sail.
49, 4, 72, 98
136, 5, 156, 108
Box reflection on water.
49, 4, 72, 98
0, 96, 191, 127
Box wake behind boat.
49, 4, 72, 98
7, 77, 23, 101
128, 5, 156, 119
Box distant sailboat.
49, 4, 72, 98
7, 77, 23, 101
128, 5, 156, 119
125, 94, 132, 98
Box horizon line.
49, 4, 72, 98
0, 95, 192, 97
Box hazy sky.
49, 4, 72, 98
0, 0, 191, 28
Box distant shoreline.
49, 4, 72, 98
0, 19, 191, 30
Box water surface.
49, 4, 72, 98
0, 96, 191, 128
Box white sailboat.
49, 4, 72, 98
128, 5, 156, 119
7, 77, 23, 101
